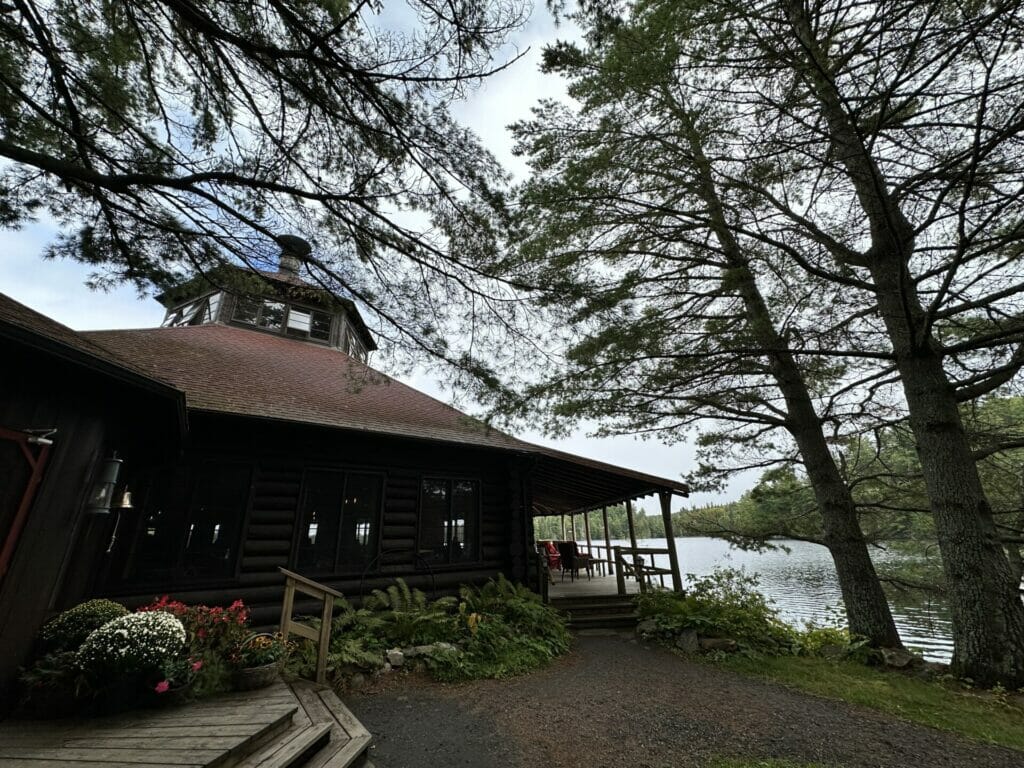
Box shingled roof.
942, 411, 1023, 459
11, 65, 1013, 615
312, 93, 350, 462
0, 292, 181, 402
83, 324, 688, 512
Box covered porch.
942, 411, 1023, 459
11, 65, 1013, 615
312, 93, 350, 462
523, 447, 689, 602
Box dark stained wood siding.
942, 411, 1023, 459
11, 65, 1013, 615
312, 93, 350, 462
0, 342, 179, 708
101, 413, 527, 627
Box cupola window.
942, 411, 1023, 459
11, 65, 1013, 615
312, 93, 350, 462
286, 307, 332, 341
163, 292, 221, 327
233, 298, 332, 342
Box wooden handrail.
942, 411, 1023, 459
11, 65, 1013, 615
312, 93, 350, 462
614, 547, 673, 595
278, 567, 338, 685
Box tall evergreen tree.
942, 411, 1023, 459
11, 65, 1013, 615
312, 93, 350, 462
516, 0, 1024, 684
507, 2, 903, 647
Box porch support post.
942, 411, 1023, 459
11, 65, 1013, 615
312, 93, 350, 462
626, 498, 640, 589
659, 490, 683, 593
626, 498, 638, 551
602, 505, 613, 575
560, 514, 566, 539
570, 513, 577, 541
583, 509, 595, 574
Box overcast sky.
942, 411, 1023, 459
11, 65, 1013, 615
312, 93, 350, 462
0, 3, 755, 508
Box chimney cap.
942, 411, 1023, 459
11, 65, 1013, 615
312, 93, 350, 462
275, 234, 312, 258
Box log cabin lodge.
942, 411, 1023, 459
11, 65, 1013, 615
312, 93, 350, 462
0, 240, 687, 700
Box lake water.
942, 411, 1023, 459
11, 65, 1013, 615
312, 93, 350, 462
616, 536, 954, 661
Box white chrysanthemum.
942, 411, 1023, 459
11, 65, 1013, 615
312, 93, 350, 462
77, 611, 186, 675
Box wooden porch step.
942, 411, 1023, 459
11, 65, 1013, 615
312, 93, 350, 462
237, 723, 332, 768
552, 600, 635, 615
212, 707, 300, 767
550, 593, 637, 606
231, 681, 371, 768
565, 612, 640, 630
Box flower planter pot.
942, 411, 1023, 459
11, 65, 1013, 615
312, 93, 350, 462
232, 662, 280, 691
86, 674, 141, 716
148, 682, 192, 708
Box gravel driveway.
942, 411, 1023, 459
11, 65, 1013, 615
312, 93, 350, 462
346, 631, 1023, 768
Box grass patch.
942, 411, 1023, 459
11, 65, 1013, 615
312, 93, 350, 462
709, 760, 832, 768
716, 654, 1024, 752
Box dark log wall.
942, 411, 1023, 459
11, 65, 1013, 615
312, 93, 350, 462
0, 343, 177, 707
101, 413, 530, 626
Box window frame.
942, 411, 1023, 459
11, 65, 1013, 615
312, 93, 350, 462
290, 466, 386, 577
416, 475, 482, 567
111, 459, 254, 589
162, 291, 222, 327
232, 297, 335, 344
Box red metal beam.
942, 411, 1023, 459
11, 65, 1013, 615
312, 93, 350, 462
0, 426, 53, 584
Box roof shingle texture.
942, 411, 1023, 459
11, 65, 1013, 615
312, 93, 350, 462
84, 324, 527, 450
0, 292, 174, 389
83, 323, 688, 497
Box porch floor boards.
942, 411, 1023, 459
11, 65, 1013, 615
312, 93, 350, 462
547, 574, 641, 600
0, 679, 371, 768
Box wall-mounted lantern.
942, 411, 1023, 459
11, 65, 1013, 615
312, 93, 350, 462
86, 455, 123, 514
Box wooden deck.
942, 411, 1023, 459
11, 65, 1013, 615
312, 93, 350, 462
548, 574, 641, 600
0, 680, 371, 768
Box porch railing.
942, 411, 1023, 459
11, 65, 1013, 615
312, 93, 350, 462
278, 567, 343, 684
613, 546, 674, 596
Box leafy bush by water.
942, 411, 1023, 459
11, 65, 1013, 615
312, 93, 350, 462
637, 568, 798, 654
635, 567, 878, 661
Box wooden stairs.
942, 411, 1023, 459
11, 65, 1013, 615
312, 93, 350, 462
550, 594, 639, 630
0, 679, 373, 768
230, 681, 373, 768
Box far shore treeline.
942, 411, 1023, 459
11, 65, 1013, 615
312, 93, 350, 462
537, 395, 1024, 599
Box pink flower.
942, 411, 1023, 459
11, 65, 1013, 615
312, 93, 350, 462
154, 680, 170, 694
191, 660, 203, 672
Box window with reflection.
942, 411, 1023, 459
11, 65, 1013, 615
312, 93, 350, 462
234, 298, 333, 343
116, 462, 251, 585
418, 478, 479, 564
163, 293, 221, 327
295, 470, 382, 574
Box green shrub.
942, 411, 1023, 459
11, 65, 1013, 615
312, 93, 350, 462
797, 623, 873, 662
363, 579, 458, 646
636, 568, 797, 654
18, 651, 88, 712
288, 577, 569, 685
428, 576, 570, 682
37, 599, 129, 653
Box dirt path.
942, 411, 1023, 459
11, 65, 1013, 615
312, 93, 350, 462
346, 631, 1023, 768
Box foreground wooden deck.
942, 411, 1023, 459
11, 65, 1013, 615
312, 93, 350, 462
0, 679, 371, 768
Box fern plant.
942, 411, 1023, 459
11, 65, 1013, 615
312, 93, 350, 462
363, 578, 458, 646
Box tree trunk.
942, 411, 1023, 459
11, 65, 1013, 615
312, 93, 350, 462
685, 126, 903, 648
748, 277, 903, 648
871, 274, 1024, 684
783, 0, 1024, 686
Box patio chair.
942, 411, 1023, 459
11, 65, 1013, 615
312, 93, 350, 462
537, 541, 561, 583
556, 540, 593, 582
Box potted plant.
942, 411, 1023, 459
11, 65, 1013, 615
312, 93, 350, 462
230, 633, 288, 690
76, 611, 187, 714
149, 657, 203, 706
17, 652, 86, 718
